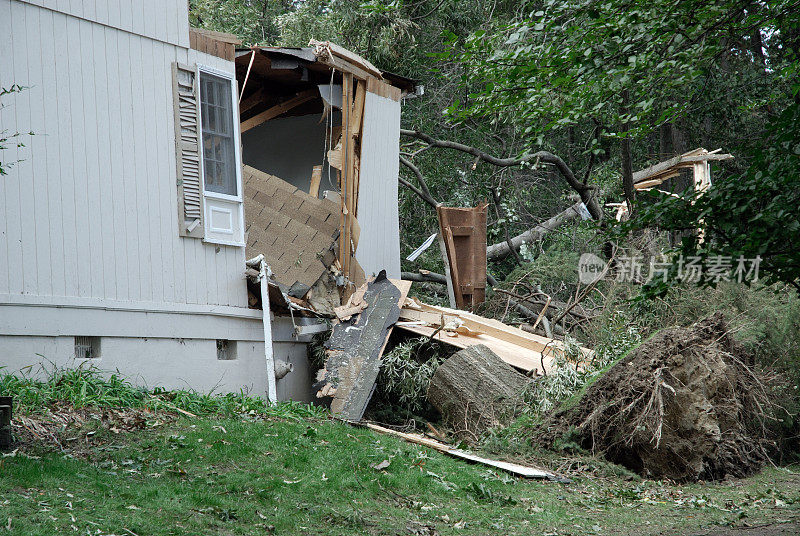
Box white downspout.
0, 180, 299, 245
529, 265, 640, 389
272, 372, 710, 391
247, 254, 277, 405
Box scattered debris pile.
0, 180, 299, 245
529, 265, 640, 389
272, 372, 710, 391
540, 313, 772, 481
427, 345, 532, 440
396, 298, 592, 376
313, 275, 576, 481
315, 277, 589, 423
11, 405, 158, 454
314, 271, 409, 421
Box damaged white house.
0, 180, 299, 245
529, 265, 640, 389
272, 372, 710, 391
0, 0, 416, 401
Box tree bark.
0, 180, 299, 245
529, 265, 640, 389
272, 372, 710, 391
659, 122, 673, 159
427, 345, 532, 440
486, 202, 583, 261
620, 91, 635, 210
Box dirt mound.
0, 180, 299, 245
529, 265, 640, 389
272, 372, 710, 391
541, 313, 773, 481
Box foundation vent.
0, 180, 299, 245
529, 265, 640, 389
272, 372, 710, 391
216, 339, 237, 361
74, 336, 101, 359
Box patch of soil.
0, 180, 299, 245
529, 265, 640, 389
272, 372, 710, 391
688, 522, 800, 536
540, 313, 774, 482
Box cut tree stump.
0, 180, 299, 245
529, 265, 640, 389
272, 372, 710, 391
427, 344, 532, 440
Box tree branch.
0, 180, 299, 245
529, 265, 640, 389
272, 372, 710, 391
401, 270, 448, 285
486, 202, 583, 261
402, 270, 567, 335
399, 154, 439, 208
400, 129, 604, 220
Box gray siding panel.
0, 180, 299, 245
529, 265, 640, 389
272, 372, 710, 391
15, 0, 188, 46
9, 1, 29, 294
0, 0, 13, 295
356, 91, 402, 279
0, 1, 248, 312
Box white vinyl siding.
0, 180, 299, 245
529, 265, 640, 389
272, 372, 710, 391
14, 0, 189, 47
0, 0, 247, 308
355, 89, 402, 279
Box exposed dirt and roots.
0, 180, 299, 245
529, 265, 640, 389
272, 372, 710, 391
539, 313, 776, 482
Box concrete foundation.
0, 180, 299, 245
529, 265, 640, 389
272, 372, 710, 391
0, 305, 320, 402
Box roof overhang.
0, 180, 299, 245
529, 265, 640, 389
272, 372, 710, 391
234, 45, 417, 96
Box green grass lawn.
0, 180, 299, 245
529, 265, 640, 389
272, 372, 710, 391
2, 408, 799, 536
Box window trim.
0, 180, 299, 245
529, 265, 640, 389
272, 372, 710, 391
196, 64, 245, 247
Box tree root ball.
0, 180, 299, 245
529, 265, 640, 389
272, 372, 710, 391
540, 313, 773, 481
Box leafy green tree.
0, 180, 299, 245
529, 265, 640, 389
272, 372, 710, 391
189, 0, 290, 44
446, 0, 798, 205
615, 93, 800, 294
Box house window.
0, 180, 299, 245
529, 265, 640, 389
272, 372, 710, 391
196, 66, 244, 246
200, 72, 238, 197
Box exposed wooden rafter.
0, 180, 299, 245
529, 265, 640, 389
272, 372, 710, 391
240, 89, 318, 132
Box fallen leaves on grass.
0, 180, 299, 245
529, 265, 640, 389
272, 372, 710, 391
371, 459, 391, 471
12, 405, 172, 454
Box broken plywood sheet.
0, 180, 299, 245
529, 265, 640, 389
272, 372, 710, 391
437, 204, 488, 310
395, 298, 592, 375
315, 273, 411, 421
244, 165, 340, 292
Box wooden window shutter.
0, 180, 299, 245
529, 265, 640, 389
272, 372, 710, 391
172, 62, 204, 238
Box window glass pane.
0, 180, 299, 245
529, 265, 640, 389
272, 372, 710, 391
199, 72, 237, 196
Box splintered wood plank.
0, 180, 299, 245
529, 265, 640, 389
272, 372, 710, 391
309, 165, 322, 197
316, 274, 410, 421
352, 80, 366, 138
395, 321, 552, 375
351, 80, 364, 218
362, 423, 566, 481
395, 299, 593, 375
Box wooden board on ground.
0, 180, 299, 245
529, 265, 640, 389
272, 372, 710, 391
315, 274, 411, 421
362, 422, 567, 481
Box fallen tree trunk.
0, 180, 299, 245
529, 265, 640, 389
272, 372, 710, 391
486, 202, 584, 261
427, 345, 532, 441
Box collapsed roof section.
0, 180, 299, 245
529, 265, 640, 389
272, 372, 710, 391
235, 44, 416, 128
243, 166, 340, 295
237, 41, 413, 315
